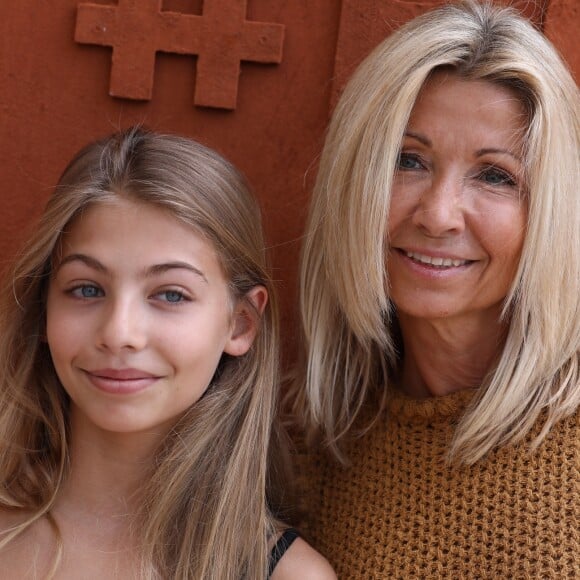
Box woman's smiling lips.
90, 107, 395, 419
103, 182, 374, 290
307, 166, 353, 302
403, 250, 469, 267
83, 368, 161, 394
393, 248, 476, 276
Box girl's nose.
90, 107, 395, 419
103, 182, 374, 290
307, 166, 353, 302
411, 174, 465, 237
96, 298, 147, 353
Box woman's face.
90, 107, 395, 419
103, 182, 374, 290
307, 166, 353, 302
387, 71, 527, 323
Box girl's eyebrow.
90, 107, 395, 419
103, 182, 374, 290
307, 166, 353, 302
147, 262, 208, 283
56, 253, 106, 273
56, 254, 208, 284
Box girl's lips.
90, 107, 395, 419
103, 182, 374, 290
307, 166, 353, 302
83, 368, 161, 394
88, 368, 157, 380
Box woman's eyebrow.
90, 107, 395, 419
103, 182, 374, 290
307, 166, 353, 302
404, 133, 522, 163
476, 147, 523, 162
404, 131, 431, 146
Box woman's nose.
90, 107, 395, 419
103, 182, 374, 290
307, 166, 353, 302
411, 174, 466, 237
96, 298, 147, 353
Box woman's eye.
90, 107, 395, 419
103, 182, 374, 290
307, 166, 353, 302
478, 166, 517, 187
70, 285, 103, 299
397, 153, 424, 171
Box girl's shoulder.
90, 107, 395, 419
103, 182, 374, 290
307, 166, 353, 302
270, 531, 336, 580
0, 506, 41, 536
0, 508, 55, 578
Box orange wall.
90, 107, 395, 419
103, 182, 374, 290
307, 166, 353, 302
0, 0, 577, 356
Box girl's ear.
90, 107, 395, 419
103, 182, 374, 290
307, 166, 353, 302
224, 286, 268, 357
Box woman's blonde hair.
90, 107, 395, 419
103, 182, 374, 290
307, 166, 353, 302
295, 0, 580, 463
0, 127, 281, 578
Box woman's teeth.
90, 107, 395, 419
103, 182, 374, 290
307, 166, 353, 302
405, 251, 468, 268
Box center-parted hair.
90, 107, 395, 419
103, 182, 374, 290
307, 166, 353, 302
0, 127, 281, 579
293, 0, 579, 463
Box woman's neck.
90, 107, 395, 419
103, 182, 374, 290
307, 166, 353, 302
396, 310, 508, 398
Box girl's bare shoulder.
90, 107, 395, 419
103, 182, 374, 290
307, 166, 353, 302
271, 537, 337, 580
0, 506, 40, 535
0, 508, 54, 578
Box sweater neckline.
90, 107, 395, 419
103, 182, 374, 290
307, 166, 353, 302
386, 386, 477, 422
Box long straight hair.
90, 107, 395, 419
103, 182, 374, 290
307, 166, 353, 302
0, 127, 281, 578
294, 0, 580, 463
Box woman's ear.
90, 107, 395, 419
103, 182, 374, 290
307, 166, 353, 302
224, 286, 268, 357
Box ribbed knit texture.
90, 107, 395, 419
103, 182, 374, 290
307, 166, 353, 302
297, 388, 579, 579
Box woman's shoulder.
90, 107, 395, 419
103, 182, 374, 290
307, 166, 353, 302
270, 535, 336, 580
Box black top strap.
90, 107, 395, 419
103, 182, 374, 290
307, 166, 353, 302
267, 528, 299, 578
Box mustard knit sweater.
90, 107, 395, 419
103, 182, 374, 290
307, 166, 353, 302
298, 389, 579, 579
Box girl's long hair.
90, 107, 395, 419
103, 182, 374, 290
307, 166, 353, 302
293, 0, 580, 463
0, 127, 281, 578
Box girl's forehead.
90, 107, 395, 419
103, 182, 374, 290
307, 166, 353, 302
54, 198, 225, 280
62, 198, 190, 243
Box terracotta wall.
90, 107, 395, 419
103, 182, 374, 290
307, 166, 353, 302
1, 0, 578, 356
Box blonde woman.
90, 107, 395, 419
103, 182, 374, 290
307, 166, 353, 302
0, 128, 335, 579
292, 1, 579, 577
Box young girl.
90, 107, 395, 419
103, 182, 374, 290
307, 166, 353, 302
0, 128, 334, 579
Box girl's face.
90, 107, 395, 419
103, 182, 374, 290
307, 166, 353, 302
387, 71, 527, 323
46, 198, 261, 438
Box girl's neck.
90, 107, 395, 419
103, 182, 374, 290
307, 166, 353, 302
54, 409, 162, 518
26, 409, 163, 579
396, 310, 508, 398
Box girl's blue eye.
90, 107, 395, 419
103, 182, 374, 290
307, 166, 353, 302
71, 285, 103, 299
159, 290, 186, 303
479, 167, 516, 187
397, 153, 423, 170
